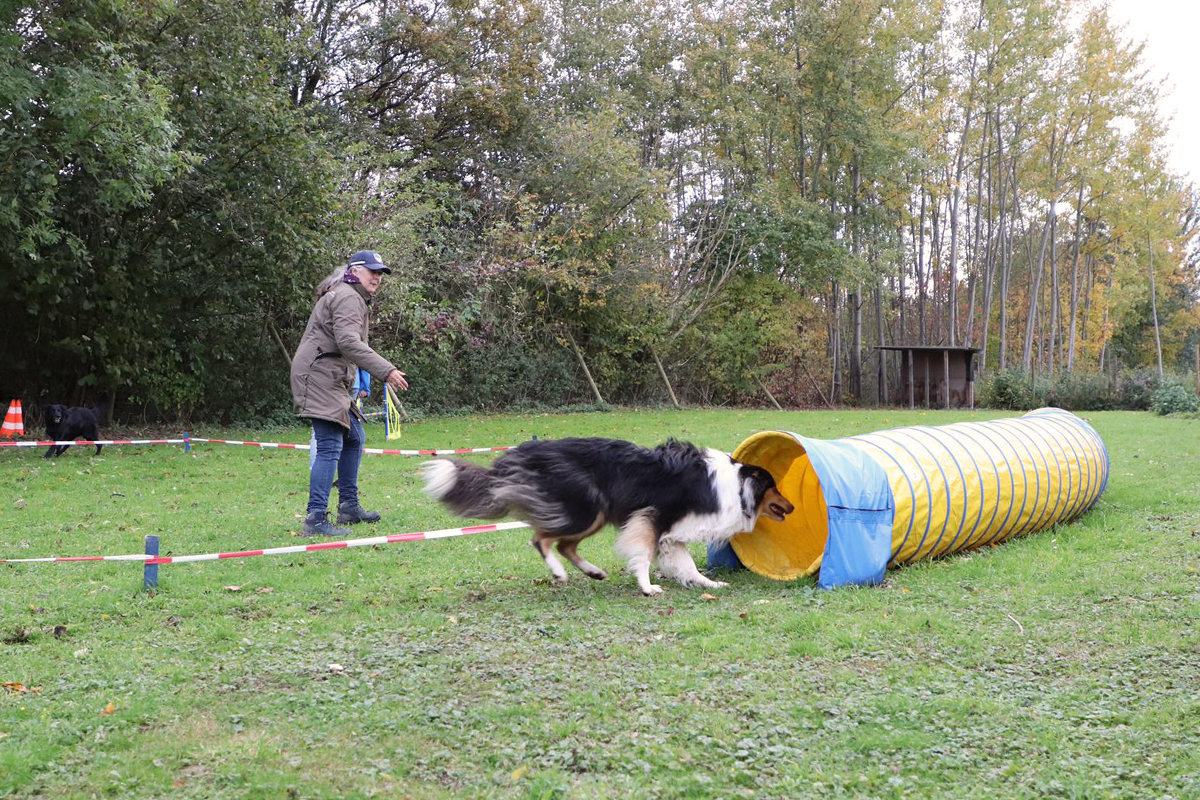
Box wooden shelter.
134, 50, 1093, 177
876, 345, 980, 409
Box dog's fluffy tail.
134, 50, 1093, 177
421, 459, 510, 519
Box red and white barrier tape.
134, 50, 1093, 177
0, 521, 532, 564
0, 437, 512, 457
189, 438, 309, 450
365, 446, 511, 456
192, 438, 511, 455
0, 439, 189, 447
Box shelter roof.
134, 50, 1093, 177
875, 345, 980, 353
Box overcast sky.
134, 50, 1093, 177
1103, 0, 1198, 185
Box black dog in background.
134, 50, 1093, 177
43, 404, 104, 457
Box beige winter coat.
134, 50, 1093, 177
290, 280, 398, 430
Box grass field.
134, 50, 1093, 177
1, 408, 1198, 799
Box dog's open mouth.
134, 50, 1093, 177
765, 502, 790, 521
762, 490, 795, 522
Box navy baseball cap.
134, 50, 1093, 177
348, 250, 391, 274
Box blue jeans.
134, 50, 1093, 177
307, 417, 365, 516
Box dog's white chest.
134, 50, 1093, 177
660, 509, 753, 546
659, 449, 755, 545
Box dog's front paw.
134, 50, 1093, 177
707, 580, 729, 589
642, 584, 664, 596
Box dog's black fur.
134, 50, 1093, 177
42, 404, 104, 457
422, 437, 794, 595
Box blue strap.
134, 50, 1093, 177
705, 540, 743, 571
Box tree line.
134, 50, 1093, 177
2, 0, 1197, 423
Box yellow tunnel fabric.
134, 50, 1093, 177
727, 433, 829, 581
727, 408, 1109, 584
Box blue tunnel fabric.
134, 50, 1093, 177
797, 435, 896, 589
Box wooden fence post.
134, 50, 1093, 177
944, 350, 951, 409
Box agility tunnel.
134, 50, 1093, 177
708, 408, 1109, 589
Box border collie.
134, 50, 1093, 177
421, 437, 793, 596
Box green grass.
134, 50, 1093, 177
2, 408, 1198, 799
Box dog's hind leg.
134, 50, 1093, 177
656, 541, 729, 590
557, 539, 608, 580
614, 512, 662, 596
531, 531, 570, 584
555, 514, 608, 580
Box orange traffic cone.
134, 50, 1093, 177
1, 399, 23, 438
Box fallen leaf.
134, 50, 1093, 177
511, 765, 529, 780
2, 682, 25, 693
223, 586, 242, 592
700, 593, 718, 601
256, 587, 274, 594
101, 701, 116, 716
327, 663, 345, 674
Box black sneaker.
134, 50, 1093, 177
337, 502, 381, 524
301, 512, 351, 537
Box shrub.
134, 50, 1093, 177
1114, 368, 1159, 411
1046, 373, 1113, 411
1150, 382, 1200, 415
978, 370, 1037, 410
976, 368, 1196, 412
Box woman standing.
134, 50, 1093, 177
291, 250, 409, 537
